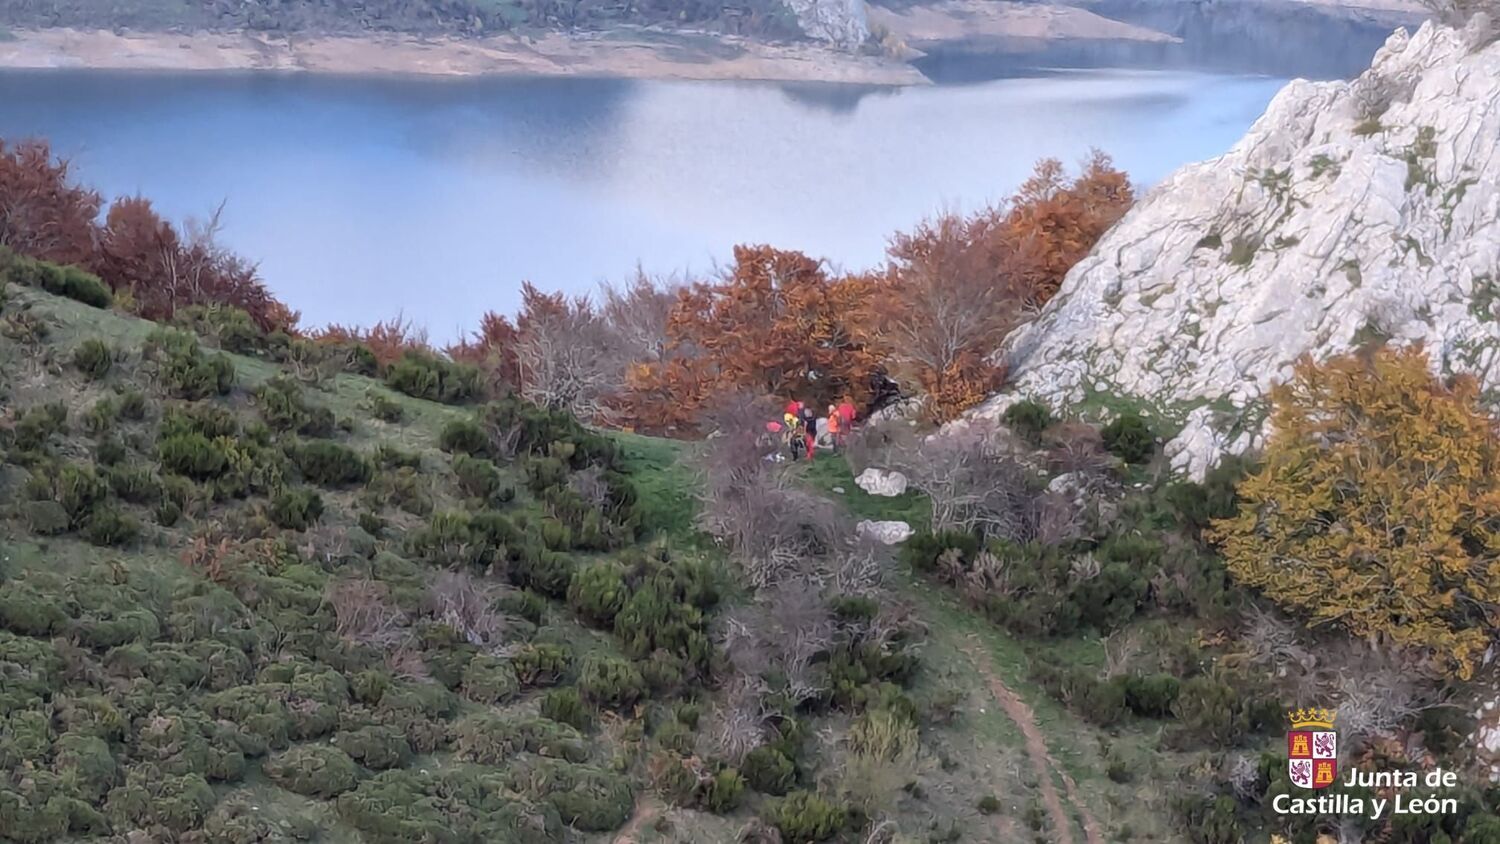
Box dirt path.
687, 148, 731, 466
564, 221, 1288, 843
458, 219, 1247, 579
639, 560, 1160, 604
962, 636, 1105, 844
612, 796, 663, 844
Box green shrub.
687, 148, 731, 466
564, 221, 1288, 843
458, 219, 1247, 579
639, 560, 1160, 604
337, 768, 563, 843
82, 506, 140, 547
1165, 454, 1255, 535
10, 402, 68, 453
254, 376, 336, 437
508, 544, 578, 599
160, 401, 240, 439
900, 531, 981, 573
1176, 794, 1241, 844
1123, 674, 1181, 718
578, 655, 646, 711
847, 706, 918, 761
743, 746, 796, 795
53, 733, 117, 800
9, 255, 112, 307
460, 655, 520, 705
1102, 411, 1155, 464
454, 713, 589, 764
504, 757, 633, 831
513, 644, 572, 689
289, 440, 372, 487
452, 454, 510, 505
540, 687, 591, 731
0, 583, 68, 636
385, 350, 483, 404
1003, 399, 1053, 444
567, 562, 628, 627
440, 417, 489, 455
145, 328, 235, 399
72, 338, 114, 380
117, 389, 148, 421
977, 794, 1001, 814
158, 432, 229, 479
263, 745, 361, 798
104, 769, 216, 833
768, 791, 849, 844
269, 486, 324, 530
334, 725, 412, 771
704, 768, 747, 813
500, 590, 548, 625
103, 463, 159, 504
204, 794, 320, 843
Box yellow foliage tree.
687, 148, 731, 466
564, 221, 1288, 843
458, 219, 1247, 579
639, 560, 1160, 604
1211, 345, 1500, 678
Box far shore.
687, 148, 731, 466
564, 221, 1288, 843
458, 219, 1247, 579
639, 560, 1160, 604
0, 27, 933, 85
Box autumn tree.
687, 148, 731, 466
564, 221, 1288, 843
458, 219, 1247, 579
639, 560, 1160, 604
865, 211, 1019, 421
0, 139, 101, 268
511, 282, 625, 422
1211, 345, 1500, 678
92, 196, 296, 332
1004, 150, 1133, 305
861, 154, 1133, 422
313, 314, 432, 368
622, 245, 881, 434
448, 310, 521, 392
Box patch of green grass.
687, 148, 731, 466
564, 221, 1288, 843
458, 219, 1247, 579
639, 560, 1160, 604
611, 431, 698, 541
796, 455, 930, 527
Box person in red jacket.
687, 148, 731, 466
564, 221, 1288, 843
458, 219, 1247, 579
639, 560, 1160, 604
836, 399, 856, 446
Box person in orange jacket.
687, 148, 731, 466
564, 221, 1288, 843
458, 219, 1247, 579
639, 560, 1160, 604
825, 404, 842, 451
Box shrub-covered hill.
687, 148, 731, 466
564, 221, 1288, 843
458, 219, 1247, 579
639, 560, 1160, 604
0, 267, 1028, 844
0, 275, 688, 842
1, 270, 707, 834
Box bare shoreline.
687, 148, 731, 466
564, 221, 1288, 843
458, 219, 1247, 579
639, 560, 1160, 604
0, 27, 933, 85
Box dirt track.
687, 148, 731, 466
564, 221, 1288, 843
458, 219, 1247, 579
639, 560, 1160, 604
963, 636, 1104, 844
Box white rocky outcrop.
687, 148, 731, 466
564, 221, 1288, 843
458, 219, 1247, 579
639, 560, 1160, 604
856, 519, 915, 544
783, 0, 871, 49
855, 467, 908, 496
975, 21, 1500, 478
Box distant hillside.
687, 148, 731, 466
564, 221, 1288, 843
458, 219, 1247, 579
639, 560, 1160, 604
0, 0, 806, 40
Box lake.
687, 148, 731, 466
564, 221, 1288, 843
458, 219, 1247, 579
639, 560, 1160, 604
0, 68, 1285, 339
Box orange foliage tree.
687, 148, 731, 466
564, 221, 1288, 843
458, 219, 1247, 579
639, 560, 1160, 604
448, 310, 521, 391
0, 138, 298, 332
620, 245, 881, 434
0, 139, 100, 268
1005, 151, 1134, 305
98, 197, 297, 333
312, 314, 433, 368
861, 153, 1133, 422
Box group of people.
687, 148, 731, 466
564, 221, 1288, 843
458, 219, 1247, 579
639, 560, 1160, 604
767, 398, 856, 461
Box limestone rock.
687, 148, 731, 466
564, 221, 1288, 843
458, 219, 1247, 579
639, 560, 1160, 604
855, 467, 908, 496
856, 519, 914, 544
974, 22, 1500, 478
782, 0, 870, 49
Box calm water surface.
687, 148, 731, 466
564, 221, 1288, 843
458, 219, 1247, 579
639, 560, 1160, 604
0, 69, 1284, 337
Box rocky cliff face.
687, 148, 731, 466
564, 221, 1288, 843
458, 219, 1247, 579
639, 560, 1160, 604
783, 0, 871, 48
977, 20, 1500, 478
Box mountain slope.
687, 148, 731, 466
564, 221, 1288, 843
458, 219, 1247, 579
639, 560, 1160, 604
979, 20, 1500, 476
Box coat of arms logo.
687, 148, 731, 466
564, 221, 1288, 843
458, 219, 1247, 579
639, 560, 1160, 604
1287, 708, 1337, 790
